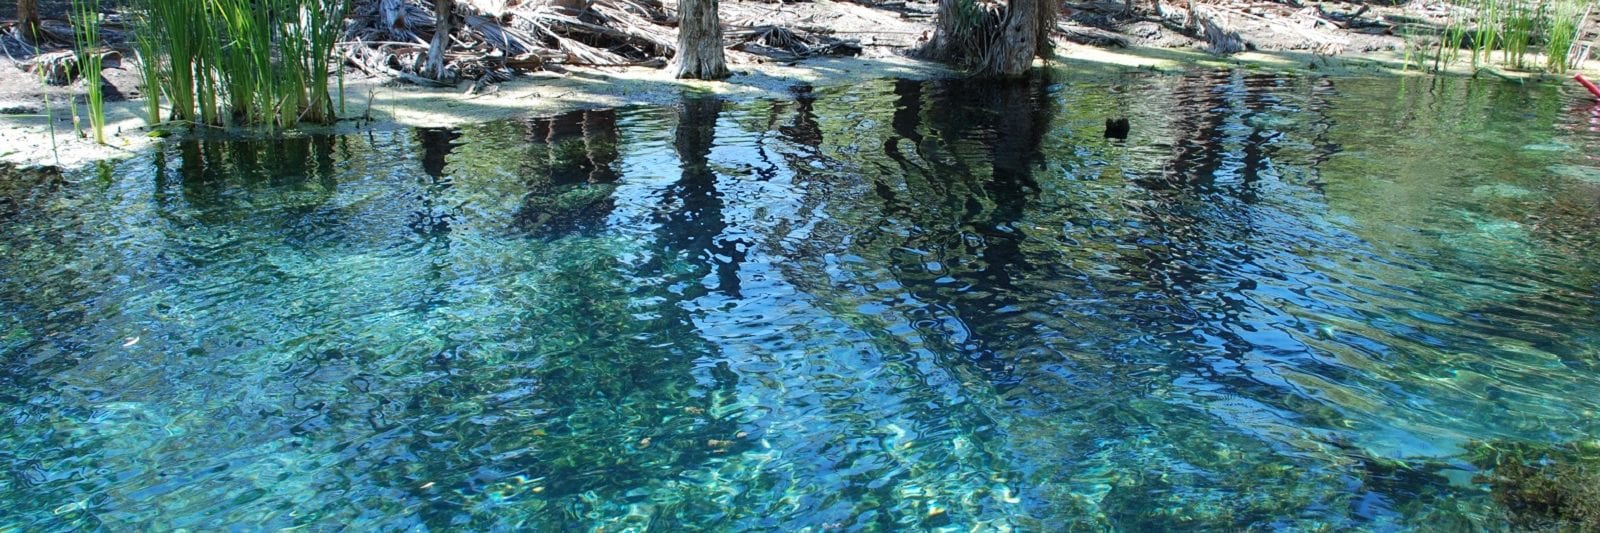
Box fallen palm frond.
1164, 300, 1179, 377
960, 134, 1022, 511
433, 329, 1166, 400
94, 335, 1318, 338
729, 24, 863, 57
25, 50, 83, 86
340, 0, 855, 85
42, 0, 856, 131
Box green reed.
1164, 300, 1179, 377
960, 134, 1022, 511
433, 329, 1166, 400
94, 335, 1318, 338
300, 0, 349, 125
131, 8, 161, 125
129, 0, 349, 127
1500, 0, 1536, 69
1543, 0, 1582, 72
1412, 0, 1587, 73
71, 0, 106, 144
34, 42, 60, 167
135, 0, 207, 124
1471, 0, 1501, 66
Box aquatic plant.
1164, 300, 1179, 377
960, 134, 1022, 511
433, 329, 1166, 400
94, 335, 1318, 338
131, 0, 205, 124
127, 0, 349, 127
130, 9, 162, 125
1499, 0, 1535, 69
32, 42, 60, 167
1412, 0, 1589, 73
70, 0, 105, 144
1542, 0, 1582, 72
1467, 439, 1600, 529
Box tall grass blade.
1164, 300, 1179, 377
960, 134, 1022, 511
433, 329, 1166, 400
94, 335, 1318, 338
71, 0, 106, 144
131, 0, 350, 128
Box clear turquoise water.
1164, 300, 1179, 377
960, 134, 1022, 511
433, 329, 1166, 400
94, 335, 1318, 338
4, 71, 1600, 530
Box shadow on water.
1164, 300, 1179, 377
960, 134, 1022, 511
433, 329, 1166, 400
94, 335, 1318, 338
5, 70, 1600, 530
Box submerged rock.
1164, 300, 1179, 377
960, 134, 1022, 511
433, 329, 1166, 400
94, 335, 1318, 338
1471, 183, 1538, 200
1547, 165, 1600, 184
1521, 142, 1573, 152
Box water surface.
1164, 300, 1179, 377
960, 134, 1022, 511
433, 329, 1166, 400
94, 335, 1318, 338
5, 71, 1600, 529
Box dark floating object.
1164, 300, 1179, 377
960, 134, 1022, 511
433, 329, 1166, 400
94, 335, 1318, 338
1105, 118, 1130, 140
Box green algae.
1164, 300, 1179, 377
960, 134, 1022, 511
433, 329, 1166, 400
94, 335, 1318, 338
1468, 439, 1600, 530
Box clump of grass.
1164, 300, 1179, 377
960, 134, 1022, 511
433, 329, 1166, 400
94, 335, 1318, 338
131, 11, 162, 125
30, 42, 60, 167
1499, 0, 1535, 69
1410, 0, 1589, 73
1543, 0, 1583, 72
70, 0, 105, 144
128, 0, 350, 128
1470, 0, 1502, 66
1435, 16, 1467, 71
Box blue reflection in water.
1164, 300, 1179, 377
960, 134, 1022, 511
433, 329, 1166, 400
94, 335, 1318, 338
3, 71, 1600, 530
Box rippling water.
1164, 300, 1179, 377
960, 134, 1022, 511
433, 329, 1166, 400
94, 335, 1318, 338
5, 70, 1600, 529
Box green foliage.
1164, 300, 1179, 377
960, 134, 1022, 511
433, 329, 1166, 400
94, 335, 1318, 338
128, 0, 350, 127
1410, 0, 1588, 73
1542, 0, 1582, 72
33, 42, 60, 167
130, 9, 161, 125
71, 0, 105, 144
1467, 439, 1600, 529
1499, 0, 1534, 68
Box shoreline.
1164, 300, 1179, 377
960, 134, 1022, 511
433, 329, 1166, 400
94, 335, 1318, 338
0, 55, 953, 171
2, 45, 1595, 172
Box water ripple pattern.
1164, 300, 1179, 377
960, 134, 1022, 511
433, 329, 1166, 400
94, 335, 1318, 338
4, 71, 1600, 530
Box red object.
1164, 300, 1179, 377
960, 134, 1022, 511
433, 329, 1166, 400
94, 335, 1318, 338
1576, 74, 1600, 100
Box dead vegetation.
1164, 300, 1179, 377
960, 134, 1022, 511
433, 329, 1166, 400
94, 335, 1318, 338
1057, 0, 1412, 55
0, 0, 871, 95
339, 0, 865, 88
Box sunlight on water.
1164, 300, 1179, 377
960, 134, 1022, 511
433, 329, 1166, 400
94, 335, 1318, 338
4, 71, 1600, 529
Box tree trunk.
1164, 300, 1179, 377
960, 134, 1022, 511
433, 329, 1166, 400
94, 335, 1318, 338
923, 0, 989, 65
1192, 5, 1244, 54
673, 0, 728, 80
1034, 0, 1055, 59
17, 0, 42, 43
424, 0, 455, 81
924, 0, 1054, 77
980, 0, 1037, 76
669, 96, 741, 293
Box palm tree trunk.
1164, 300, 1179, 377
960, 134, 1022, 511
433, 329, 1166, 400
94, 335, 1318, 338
978, 0, 1039, 76
1034, 0, 1055, 59
424, 0, 455, 81
673, 0, 728, 79
925, 0, 1054, 77
17, 0, 42, 43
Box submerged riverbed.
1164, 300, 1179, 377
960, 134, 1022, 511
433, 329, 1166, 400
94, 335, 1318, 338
4, 71, 1600, 529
